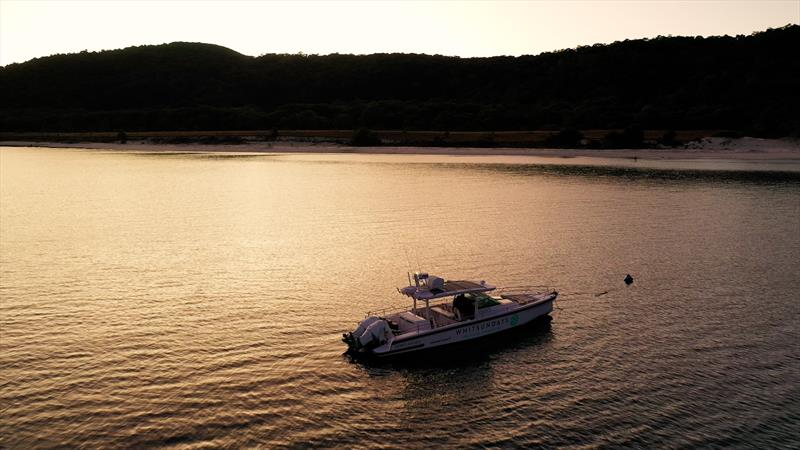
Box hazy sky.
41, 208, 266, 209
1, 0, 798, 66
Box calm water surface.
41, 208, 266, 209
1, 147, 799, 448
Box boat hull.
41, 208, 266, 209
369, 296, 554, 358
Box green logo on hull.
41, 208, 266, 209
510, 314, 519, 326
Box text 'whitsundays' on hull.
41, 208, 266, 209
343, 272, 558, 358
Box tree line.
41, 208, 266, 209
1, 25, 798, 136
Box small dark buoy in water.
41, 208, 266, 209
624, 274, 634, 285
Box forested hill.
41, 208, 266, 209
1, 25, 798, 135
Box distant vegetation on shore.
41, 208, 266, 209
0, 129, 739, 149
1, 25, 798, 141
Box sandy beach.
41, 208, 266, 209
2, 136, 799, 161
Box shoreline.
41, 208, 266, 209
2, 137, 800, 162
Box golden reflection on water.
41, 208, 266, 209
1, 147, 799, 447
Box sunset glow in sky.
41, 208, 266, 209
1, 0, 798, 66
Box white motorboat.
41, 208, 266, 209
343, 272, 558, 358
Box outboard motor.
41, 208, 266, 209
358, 320, 391, 349
343, 316, 391, 352
353, 316, 381, 338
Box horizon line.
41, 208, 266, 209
4, 23, 796, 67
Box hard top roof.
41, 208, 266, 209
401, 279, 496, 300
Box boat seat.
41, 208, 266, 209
398, 311, 427, 324
430, 306, 455, 320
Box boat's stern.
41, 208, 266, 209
343, 316, 394, 355
341, 331, 357, 350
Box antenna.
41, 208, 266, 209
403, 247, 413, 282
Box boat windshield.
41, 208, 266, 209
463, 292, 500, 309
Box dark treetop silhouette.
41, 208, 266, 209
1, 25, 797, 137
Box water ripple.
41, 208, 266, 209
1, 148, 799, 448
